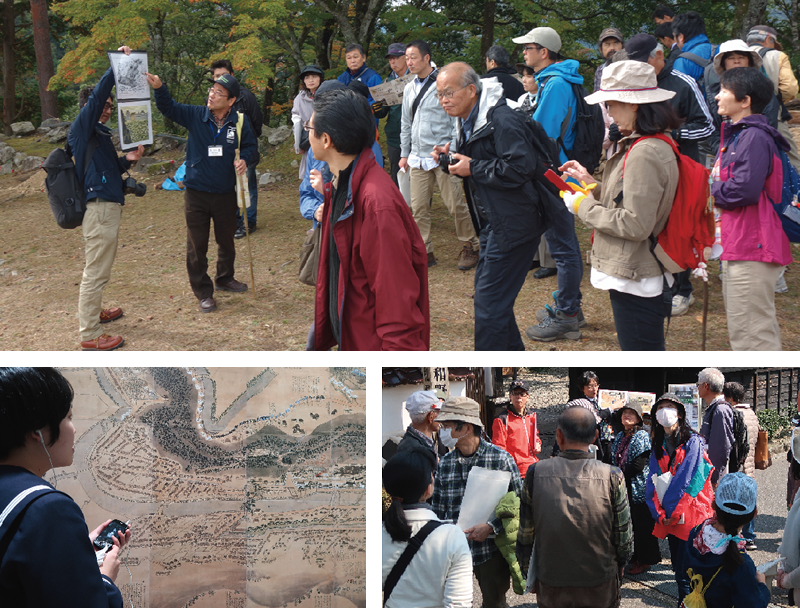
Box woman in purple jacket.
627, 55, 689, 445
713, 67, 793, 350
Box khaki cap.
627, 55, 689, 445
436, 396, 483, 428
512, 27, 562, 53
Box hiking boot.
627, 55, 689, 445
215, 278, 248, 292
671, 294, 695, 316
81, 334, 124, 351
457, 244, 479, 270
99, 307, 123, 323
535, 291, 587, 328
533, 266, 557, 279
199, 297, 217, 313
427, 252, 437, 267
526, 310, 582, 342
234, 225, 246, 239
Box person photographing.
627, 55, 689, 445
146, 70, 258, 314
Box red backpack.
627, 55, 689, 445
622, 134, 715, 272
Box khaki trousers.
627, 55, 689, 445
409, 166, 478, 254
778, 119, 800, 172
722, 260, 783, 350
79, 200, 122, 341
535, 239, 556, 268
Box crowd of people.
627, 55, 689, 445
382, 368, 800, 608
68, 8, 798, 351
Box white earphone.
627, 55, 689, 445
36, 429, 57, 488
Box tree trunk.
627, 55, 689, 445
480, 1, 496, 61
316, 18, 336, 70
29, 0, 58, 120
791, 0, 800, 58
263, 77, 275, 126
3, 0, 16, 135
740, 0, 769, 39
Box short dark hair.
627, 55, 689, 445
0, 368, 74, 460
719, 67, 774, 115
312, 89, 376, 155
654, 22, 675, 41
79, 87, 113, 109
485, 45, 510, 66
652, 5, 674, 19
723, 381, 746, 404
210, 59, 234, 74
345, 43, 365, 56
580, 371, 598, 387
383, 449, 435, 542
558, 406, 597, 444
634, 100, 684, 135
406, 40, 431, 61
519, 64, 536, 77
672, 11, 706, 41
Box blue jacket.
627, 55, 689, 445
532, 60, 584, 164
683, 522, 770, 608
299, 146, 331, 229
672, 34, 713, 84
337, 64, 383, 106
0, 465, 123, 608
154, 85, 257, 194
67, 67, 132, 205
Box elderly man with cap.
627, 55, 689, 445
432, 396, 522, 608
492, 380, 541, 478
698, 367, 734, 488
373, 43, 410, 187
512, 27, 587, 343
396, 390, 448, 461
147, 70, 257, 314
594, 28, 624, 93
748, 24, 800, 171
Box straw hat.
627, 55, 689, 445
584, 60, 676, 105
713, 39, 763, 75
436, 396, 483, 428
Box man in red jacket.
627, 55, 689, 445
307, 88, 430, 350
492, 380, 541, 478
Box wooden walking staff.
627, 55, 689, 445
235, 113, 256, 297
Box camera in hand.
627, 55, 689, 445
438, 153, 458, 170
123, 177, 147, 197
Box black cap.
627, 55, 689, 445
210, 73, 240, 98
316, 80, 345, 95
509, 380, 529, 393
625, 33, 658, 63
347, 80, 370, 100
386, 43, 406, 58
300, 64, 324, 79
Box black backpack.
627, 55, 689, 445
728, 407, 749, 473
541, 78, 604, 174
41, 136, 97, 229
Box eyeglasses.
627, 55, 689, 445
303, 120, 316, 133
524, 45, 543, 52
207, 88, 228, 99
436, 85, 470, 99
103, 102, 114, 111
510, 391, 527, 397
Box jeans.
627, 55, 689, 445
236, 163, 258, 228
742, 516, 756, 541
608, 289, 666, 351
673, 269, 693, 298
533, 208, 583, 314
668, 534, 690, 602
473, 226, 539, 350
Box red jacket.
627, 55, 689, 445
492, 406, 540, 478
314, 148, 430, 351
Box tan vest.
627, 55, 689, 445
532, 454, 618, 587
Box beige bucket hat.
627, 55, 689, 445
584, 60, 676, 105
436, 396, 483, 428
713, 39, 763, 75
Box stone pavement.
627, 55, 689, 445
471, 447, 792, 607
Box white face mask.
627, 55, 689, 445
439, 427, 458, 449
656, 407, 679, 429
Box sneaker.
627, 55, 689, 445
234, 226, 246, 239
533, 266, 557, 279
457, 244, 479, 270
776, 267, 788, 293
745, 540, 757, 551
526, 310, 582, 342
427, 252, 437, 267
535, 291, 587, 328
81, 334, 124, 351
671, 294, 695, 316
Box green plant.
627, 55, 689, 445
757, 408, 794, 441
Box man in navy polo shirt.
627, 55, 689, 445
147, 71, 257, 313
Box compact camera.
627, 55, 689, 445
123, 176, 147, 197
438, 153, 458, 170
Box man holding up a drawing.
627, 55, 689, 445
432, 396, 521, 608
146, 70, 258, 313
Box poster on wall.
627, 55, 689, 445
598, 389, 656, 414
669, 383, 701, 431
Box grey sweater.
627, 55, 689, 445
400, 72, 458, 160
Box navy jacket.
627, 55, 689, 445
154, 85, 258, 194
0, 465, 123, 608
67, 67, 132, 205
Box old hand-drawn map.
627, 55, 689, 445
57, 367, 366, 608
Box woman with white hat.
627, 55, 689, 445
559, 60, 682, 350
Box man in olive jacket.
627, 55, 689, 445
434, 62, 548, 350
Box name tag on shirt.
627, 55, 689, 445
208, 146, 223, 157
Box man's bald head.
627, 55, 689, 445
558, 405, 598, 445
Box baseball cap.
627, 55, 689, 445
512, 27, 562, 53
599, 27, 624, 46
405, 390, 441, 416
749, 25, 781, 50
715, 472, 757, 514
316, 80, 346, 95
436, 396, 483, 428
386, 43, 406, 58
625, 33, 658, 63
509, 380, 529, 393
211, 73, 240, 98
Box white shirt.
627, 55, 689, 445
590, 267, 674, 298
